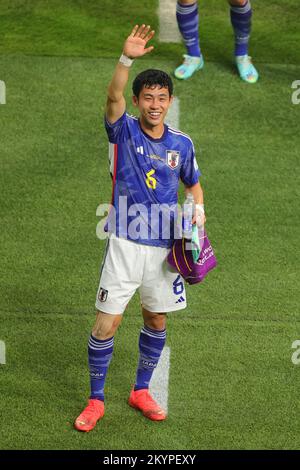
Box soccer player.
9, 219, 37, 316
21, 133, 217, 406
174, 0, 259, 83
74, 24, 205, 432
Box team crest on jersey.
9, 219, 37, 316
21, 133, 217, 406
98, 287, 108, 302
166, 150, 180, 169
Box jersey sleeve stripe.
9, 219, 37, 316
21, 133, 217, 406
168, 127, 194, 145
111, 143, 118, 204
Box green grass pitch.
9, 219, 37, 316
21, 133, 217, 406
0, 0, 300, 450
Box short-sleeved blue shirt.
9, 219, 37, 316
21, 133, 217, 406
104, 112, 201, 248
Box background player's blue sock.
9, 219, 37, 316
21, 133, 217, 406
176, 1, 201, 57
230, 0, 252, 57
134, 326, 166, 391
88, 335, 114, 402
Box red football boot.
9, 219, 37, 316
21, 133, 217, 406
74, 399, 105, 432
128, 389, 167, 421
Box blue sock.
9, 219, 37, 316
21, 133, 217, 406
134, 326, 166, 391
88, 335, 114, 402
230, 0, 252, 57
176, 1, 201, 57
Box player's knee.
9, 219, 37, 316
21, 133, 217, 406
180, 0, 197, 4
143, 312, 166, 331
92, 311, 122, 340
228, 0, 246, 6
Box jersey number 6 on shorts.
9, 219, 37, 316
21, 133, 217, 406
146, 169, 157, 189
173, 275, 184, 295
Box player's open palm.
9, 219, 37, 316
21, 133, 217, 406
123, 24, 155, 59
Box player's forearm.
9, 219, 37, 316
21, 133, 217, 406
185, 182, 204, 205
107, 61, 131, 103
186, 182, 206, 225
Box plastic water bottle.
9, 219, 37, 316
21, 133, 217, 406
182, 193, 194, 240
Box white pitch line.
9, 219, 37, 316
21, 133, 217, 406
0, 80, 6, 105
149, 82, 180, 413
149, 346, 171, 412
166, 96, 180, 129
0, 340, 6, 365
158, 0, 181, 43
149, 3, 181, 413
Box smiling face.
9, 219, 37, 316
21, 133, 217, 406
132, 85, 173, 134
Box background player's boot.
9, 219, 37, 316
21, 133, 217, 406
174, 54, 204, 80
128, 388, 167, 421
236, 55, 259, 83
74, 399, 105, 432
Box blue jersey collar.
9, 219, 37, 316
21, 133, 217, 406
138, 119, 168, 143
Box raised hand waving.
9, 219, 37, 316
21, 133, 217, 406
123, 24, 155, 59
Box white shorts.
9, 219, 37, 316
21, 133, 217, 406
95, 233, 187, 315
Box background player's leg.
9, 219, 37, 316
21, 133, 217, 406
228, 0, 259, 83
176, 0, 201, 58
174, 0, 204, 80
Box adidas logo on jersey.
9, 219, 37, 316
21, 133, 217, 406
176, 296, 185, 303
136, 146, 144, 155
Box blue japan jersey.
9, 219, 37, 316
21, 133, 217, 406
104, 112, 201, 248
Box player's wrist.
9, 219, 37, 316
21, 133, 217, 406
119, 53, 134, 67
195, 204, 205, 227
195, 203, 205, 215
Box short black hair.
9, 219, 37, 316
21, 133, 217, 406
132, 69, 173, 98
